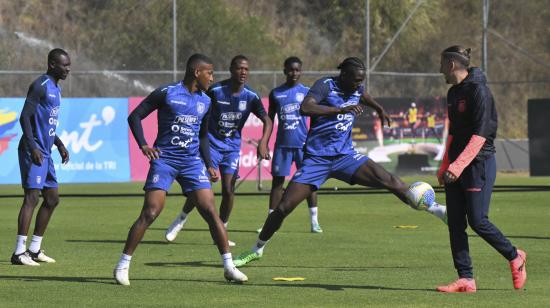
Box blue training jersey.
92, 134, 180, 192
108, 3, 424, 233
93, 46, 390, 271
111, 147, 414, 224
207, 79, 266, 152
269, 83, 309, 148
304, 77, 363, 156
149, 82, 211, 163
18, 74, 61, 157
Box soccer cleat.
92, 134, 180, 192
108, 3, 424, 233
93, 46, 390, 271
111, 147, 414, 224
165, 214, 188, 242
11, 251, 40, 266
311, 223, 323, 233
213, 240, 236, 247
113, 267, 130, 286
256, 227, 262, 234
436, 278, 477, 293
233, 250, 262, 267
223, 266, 248, 283
27, 250, 56, 263
510, 249, 527, 289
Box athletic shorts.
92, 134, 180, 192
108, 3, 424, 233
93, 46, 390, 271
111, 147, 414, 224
271, 147, 304, 177
143, 157, 211, 194
210, 147, 240, 177
18, 149, 57, 189
291, 152, 369, 190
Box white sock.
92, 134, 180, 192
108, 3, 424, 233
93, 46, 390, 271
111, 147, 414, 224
28, 235, 43, 253
222, 253, 234, 268
426, 202, 446, 220
116, 253, 132, 269
268, 209, 274, 215
309, 206, 319, 225
14, 235, 27, 255
253, 238, 268, 254
223, 222, 228, 230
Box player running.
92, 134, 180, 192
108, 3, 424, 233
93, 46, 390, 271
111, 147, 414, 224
436, 46, 526, 292
262, 56, 322, 233
12, 48, 71, 266
165, 55, 273, 246
113, 54, 247, 286
233, 57, 448, 267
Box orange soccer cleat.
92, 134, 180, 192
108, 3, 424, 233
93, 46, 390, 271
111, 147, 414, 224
436, 278, 477, 293
510, 249, 527, 289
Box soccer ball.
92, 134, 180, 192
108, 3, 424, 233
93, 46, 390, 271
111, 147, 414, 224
406, 182, 435, 210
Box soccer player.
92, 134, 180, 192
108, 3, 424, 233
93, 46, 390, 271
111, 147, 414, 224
12, 48, 71, 266
436, 46, 526, 293
425, 112, 440, 143
406, 102, 418, 140
233, 57, 447, 267
113, 54, 247, 286
165, 55, 273, 246
265, 56, 322, 233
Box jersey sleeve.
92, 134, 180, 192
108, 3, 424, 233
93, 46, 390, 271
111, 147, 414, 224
199, 106, 213, 168
305, 78, 330, 103
20, 80, 46, 150
267, 90, 277, 120
127, 87, 165, 147
250, 93, 267, 118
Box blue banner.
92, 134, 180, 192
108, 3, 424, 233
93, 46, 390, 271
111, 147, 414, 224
0, 98, 130, 184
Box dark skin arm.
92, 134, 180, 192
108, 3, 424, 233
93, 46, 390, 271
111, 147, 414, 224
257, 115, 273, 160
300, 96, 364, 117
359, 92, 391, 127
54, 136, 69, 164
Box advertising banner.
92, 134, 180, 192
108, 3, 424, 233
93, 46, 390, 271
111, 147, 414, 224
0, 98, 131, 184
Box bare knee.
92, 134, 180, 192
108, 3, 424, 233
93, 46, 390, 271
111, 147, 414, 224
141, 205, 162, 225
23, 191, 40, 207
43, 194, 60, 209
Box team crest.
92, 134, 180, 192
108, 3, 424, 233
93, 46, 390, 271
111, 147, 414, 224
36, 176, 42, 184
295, 93, 305, 102
152, 174, 159, 183
457, 100, 466, 113
238, 100, 247, 111
197, 102, 205, 114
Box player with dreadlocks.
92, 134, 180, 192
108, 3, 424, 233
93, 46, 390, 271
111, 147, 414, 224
233, 57, 448, 267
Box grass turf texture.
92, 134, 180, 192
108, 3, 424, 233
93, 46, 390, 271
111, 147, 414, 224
0, 175, 549, 307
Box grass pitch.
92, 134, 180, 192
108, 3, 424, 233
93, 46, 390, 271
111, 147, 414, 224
0, 175, 549, 307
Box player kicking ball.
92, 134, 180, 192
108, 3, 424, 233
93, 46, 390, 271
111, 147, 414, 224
113, 54, 247, 285
233, 57, 447, 267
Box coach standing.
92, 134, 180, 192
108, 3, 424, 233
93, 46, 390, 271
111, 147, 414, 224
436, 45, 526, 292
12, 48, 71, 266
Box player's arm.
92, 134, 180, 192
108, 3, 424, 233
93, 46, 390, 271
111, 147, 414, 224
444, 87, 489, 183
300, 79, 362, 116
251, 95, 273, 160
54, 135, 69, 164
127, 88, 163, 160
20, 80, 45, 165
199, 106, 218, 182
360, 92, 391, 127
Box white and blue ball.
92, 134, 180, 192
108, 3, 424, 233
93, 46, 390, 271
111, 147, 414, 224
406, 182, 435, 210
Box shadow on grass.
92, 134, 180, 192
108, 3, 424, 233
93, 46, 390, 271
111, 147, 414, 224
469, 234, 550, 240
0, 275, 114, 285
148, 227, 258, 234
65, 239, 211, 246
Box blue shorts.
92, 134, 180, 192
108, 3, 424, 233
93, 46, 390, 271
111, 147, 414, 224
271, 147, 304, 177
291, 152, 369, 190
143, 157, 211, 194
18, 149, 58, 189
210, 147, 240, 177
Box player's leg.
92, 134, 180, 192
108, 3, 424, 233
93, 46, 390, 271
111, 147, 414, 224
165, 198, 194, 242
219, 172, 236, 224
349, 158, 447, 222
462, 156, 526, 289
188, 188, 247, 282
295, 148, 322, 233
26, 185, 59, 263
436, 181, 476, 292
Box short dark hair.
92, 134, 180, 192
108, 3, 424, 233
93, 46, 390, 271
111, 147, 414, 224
184, 53, 212, 80
284, 56, 302, 68
230, 55, 248, 68
337, 57, 366, 72
441, 45, 471, 68
48, 48, 68, 64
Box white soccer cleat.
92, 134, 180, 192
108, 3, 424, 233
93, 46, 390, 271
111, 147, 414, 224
113, 267, 130, 286
28, 250, 56, 263
224, 266, 248, 283
228, 240, 236, 247
11, 252, 40, 266
165, 214, 188, 242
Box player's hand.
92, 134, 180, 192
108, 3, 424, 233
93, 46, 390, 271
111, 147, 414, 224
437, 171, 445, 186
443, 170, 458, 184
207, 167, 219, 183
257, 142, 271, 160
58, 145, 70, 164
339, 104, 364, 115
378, 109, 391, 127
31, 148, 43, 166
140, 145, 161, 160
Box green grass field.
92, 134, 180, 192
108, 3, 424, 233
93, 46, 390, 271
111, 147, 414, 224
0, 175, 549, 307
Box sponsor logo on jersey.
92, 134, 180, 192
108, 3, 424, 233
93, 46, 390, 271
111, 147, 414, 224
198, 167, 209, 182
282, 103, 300, 114
284, 120, 300, 130
217, 100, 230, 105
197, 102, 205, 114
275, 95, 287, 98
48, 94, 57, 98
238, 101, 247, 111
50, 106, 60, 117
171, 136, 193, 148
295, 93, 305, 102
220, 112, 242, 121
170, 100, 186, 106
174, 115, 198, 124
